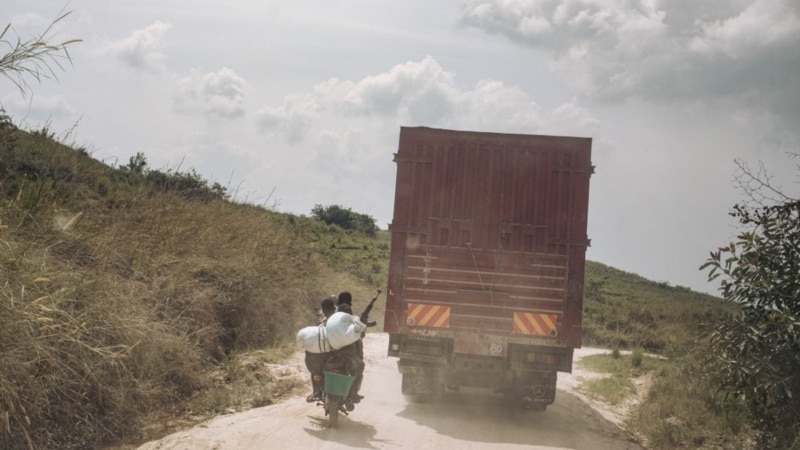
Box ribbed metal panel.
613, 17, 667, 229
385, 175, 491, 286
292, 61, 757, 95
385, 127, 592, 348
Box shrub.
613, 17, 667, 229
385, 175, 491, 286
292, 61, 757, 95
702, 199, 800, 447
311, 204, 378, 236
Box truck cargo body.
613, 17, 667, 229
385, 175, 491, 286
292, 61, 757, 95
384, 127, 593, 408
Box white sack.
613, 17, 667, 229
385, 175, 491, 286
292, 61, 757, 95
325, 312, 367, 350
296, 324, 332, 353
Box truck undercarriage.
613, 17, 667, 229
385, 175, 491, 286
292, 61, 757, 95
389, 332, 573, 409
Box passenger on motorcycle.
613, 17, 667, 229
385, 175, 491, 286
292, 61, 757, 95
331, 299, 366, 403
297, 297, 337, 402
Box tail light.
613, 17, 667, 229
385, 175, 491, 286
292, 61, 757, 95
526, 352, 560, 366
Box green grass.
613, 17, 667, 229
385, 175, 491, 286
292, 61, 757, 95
626, 350, 753, 449
579, 351, 668, 405
583, 374, 637, 406
577, 350, 754, 448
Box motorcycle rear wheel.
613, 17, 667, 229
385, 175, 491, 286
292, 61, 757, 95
327, 396, 340, 428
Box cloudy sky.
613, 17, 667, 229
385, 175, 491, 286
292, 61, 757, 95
3, 1, 799, 295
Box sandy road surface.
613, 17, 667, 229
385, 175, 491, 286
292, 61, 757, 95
137, 333, 645, 450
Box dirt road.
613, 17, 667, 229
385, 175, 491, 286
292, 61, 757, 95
137, 333, 645, 450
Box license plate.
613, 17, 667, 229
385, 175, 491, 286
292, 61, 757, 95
453, 338, 506, 357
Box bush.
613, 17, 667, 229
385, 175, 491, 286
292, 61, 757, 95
702, 199, 800, 447
631, 348, 644, 368
311, 204, 378, 236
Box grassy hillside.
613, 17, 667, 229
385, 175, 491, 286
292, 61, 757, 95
583, 260, 730, 355
1, 119, 740, 449
0, 121, 388, 449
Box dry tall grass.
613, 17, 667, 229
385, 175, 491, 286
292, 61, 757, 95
0, 125, 334, 449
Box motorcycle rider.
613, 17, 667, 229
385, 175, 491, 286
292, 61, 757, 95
302, 296, 337, 402
336, 291, 365, 403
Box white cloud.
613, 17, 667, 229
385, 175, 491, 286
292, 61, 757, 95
335, 56, 459, 121
546, 99, 603, 136
256, 57, 460, 142
311, 128, 372, 177
106, 21, 171, 72
460, 0, 800, 126
174, 68, 247, 119
256, 55, 598, 143
519, 15, 552, 36
689, 0, 800, 58
255, 94, 320, 143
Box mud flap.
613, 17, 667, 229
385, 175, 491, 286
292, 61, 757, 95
402, 373, 444, 400
397, 359, 446, 400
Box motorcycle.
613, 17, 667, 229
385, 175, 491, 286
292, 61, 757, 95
317, 351, 360, 428
316, 290, 381, 428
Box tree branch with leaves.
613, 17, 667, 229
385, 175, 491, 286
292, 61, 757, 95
702, 160, 800, 448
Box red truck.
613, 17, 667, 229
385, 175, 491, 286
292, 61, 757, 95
383, 126, 593, 409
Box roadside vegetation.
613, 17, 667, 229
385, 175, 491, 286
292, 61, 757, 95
2, 116, 792, 449
580, 154, 800, 449
579, 349, 668, 407
0, 115, 756, 449
699, 160, 800, 449
580, 262, 753, 449
0, 116, 388, 449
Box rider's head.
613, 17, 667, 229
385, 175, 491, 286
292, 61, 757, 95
337, 291, 352, 306
337, 303, 353, 315
321, 297, 337, 318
